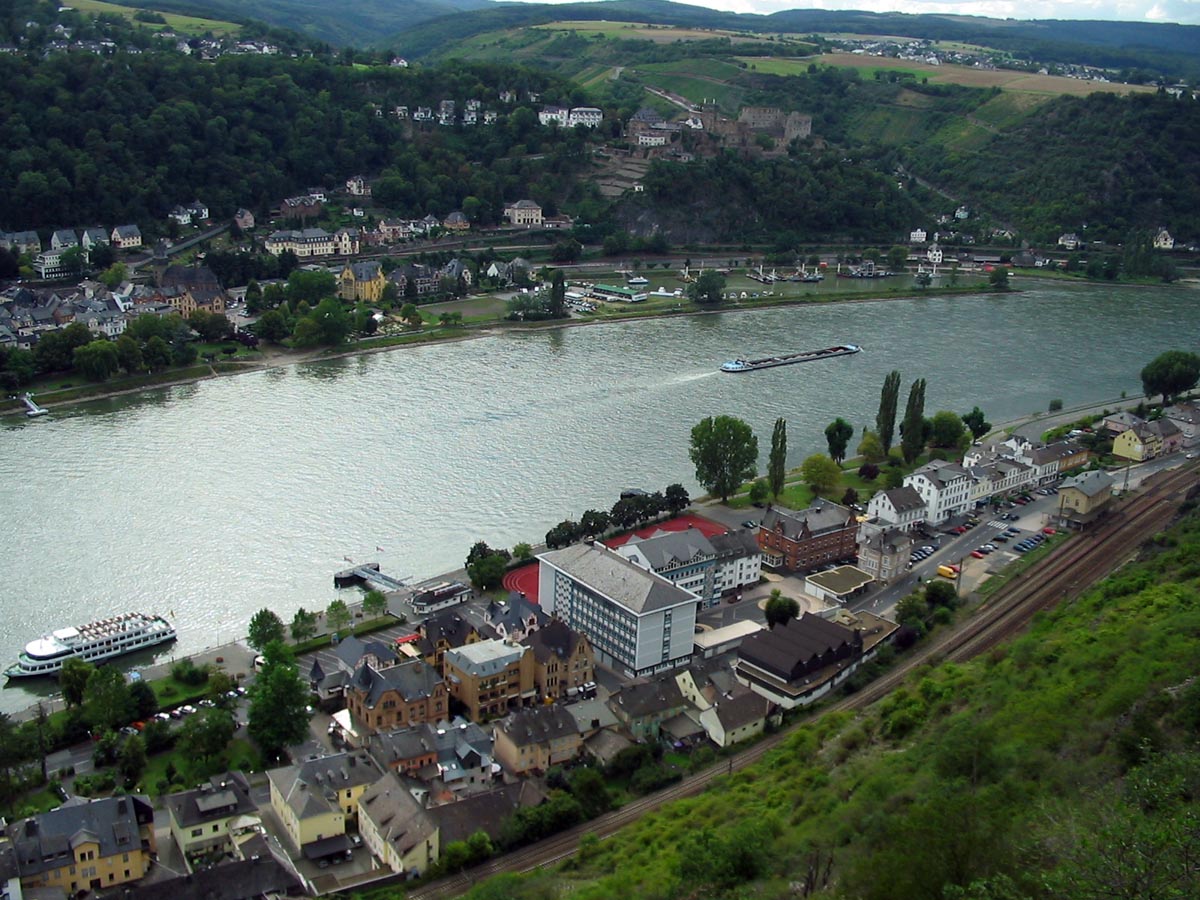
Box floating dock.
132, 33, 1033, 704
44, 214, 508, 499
333, 562, 411, 592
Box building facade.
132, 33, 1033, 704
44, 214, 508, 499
757, 500, 858, 572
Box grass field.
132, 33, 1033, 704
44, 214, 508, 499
637, 57, 749, 82
635, 70, 745, 110
70, 0, 241, 36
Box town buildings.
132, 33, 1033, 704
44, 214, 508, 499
538, 542, 700, 677
493, 704, 583, 775
344, 659, 448, 735
442, 639, 536, 721
756, 500, 858, 572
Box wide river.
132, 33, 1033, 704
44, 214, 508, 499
1, 279, 1197, 711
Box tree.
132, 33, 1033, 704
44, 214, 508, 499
468, 553, 507, 589
825, 418, 854, 464
99, 262, 127, 290
84, 667, 133, 733
115, 334, 144, 374
399, 303, 422, 329
930, 411, 966, 448
895, 594, 928, 627
291, 607, 318, 641
859, 432, 888, 465
842, 486, 859, 507
609, 497, 641, 530
579, 509, 610, 538
326, 599, 351, 635
363, 590, 388, 618
549, 270, 566, 318
988, 267, 1010, 290
664, 483, 690, 515
887, 245, 909, 272
247, 608, 285, 652
255, 309, 290, 343
765, 589, 799, 629
247, 641, 310, 763
877, 371, 902, 453
179, 707, 236, 766
73, 340, 120, 382
118, 734, 147, 785
748, 479, 770, 505
144, 335, 173, 371
900, 378, 928, 463
801, 454, 841, 495
915, 271, 932, 289
768, 417, 787, 498
512, 542, 533, 561
687, 270, 726, 305
1140, 350, 1200, 405
962, 407, 991, 441
129, 680, 158, 719
60, 658, 94, 708
689, 415, 758, 501
925, 579, 958, 608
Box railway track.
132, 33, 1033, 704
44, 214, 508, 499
399, 464, 1197, 900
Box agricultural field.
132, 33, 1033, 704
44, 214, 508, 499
632, 69, 745, 112
816, 52, 1157, 96
70, 0, 240, 36
533, 20, 771, 44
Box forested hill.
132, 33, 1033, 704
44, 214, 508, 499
919, 91, 1200, 242
0, 53, 583, 230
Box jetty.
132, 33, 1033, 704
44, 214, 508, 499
20, 393, 48, 418
333, 562, 411, 592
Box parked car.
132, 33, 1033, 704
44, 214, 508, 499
971, 550, 986, 559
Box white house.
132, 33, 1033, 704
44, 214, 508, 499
927, 242, 943, 265
567, 107, 603, 128
709, 530, 762, 598
538, 106, 569, 127
865, 486, 925, 530
111, 224, 142, 249
538, 543, 699, 677
904, 460, 973, 523
1154, 228, 1175, 250
909, 228, 927, 244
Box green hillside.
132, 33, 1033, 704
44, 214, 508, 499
443, 495, 1200, 900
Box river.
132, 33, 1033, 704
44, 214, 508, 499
1, 279, 1196, 712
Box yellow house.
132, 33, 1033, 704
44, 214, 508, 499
166, 772, 258, 862
356, 771, 439, 876
339, 260, 387, 303
11, 796, 156, 895
493, 704, 582, 775
268, 751, 380, 853
1055, 470, 1116, 528
1113, 423, 1161, 462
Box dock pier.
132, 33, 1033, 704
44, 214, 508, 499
333, 562, 411, 592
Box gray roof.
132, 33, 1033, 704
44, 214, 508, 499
426, 782, 544, 846
345, 260, 382, 280
445, 639, 526, 678
165, 772, 255, 829
117, 853, 302, 900
507, 199, 541, 209
366, 724, 439, 767
487, 592, 548, 635
708, 528, 760, 559
878, 486, 924, 513
351, 660, 442, 708
538, 543, 700, 614
618, 527, 715, 570
711, 688, 771, 732
357, 771, 436, 858
523, 619, 587, 665
113, 224, 141, 237
12, 796, 154, 877
609, 674, 685, 720
267, 752, 380, 823
859, 527, 912, 554
335, 634, 398, 673
1060, 469, 1115, 498
1026, 441, 1087, 465
1145, 418, 1181, 438
761, 499, 855, 538
909, 460, 971, 487
496, 704, 580, 748
738, 613, 860, 682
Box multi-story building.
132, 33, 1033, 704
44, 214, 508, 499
339, 260, 387, 303
865, 485, 925, 531
856, 524, 913, 585
537, 542, 700, 677
415, 610, 490, 673
493, 704, 582, 775
709, 529, 763, 599
10, 796, 156, 895
357, 771, 438, 876
264, 227, 334, 257
344, 660, 448, 735
523, 619, 594, 699
443, 639, 536, 721
757, 500, 858, 572
503, 199, 543, 227
268, 751, 380, 853
1055, 470, 1116, 529
165, 771, 257, 862
613, 527, 717, 606
567, 106, 603, 128
904, 460, 973, 524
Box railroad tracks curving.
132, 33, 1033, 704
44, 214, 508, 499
402, 465, 1197, 900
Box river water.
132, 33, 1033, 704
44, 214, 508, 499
1, 279, 1196, 711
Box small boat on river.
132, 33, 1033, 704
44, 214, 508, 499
720, 344, 861, 373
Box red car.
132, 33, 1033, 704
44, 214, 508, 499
1042, 527, 1057, 535
970, 550, 986, 559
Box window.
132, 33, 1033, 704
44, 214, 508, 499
212, 824, 219, 833
191, 828, 202, 837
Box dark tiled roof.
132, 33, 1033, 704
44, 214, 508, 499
738, 613, 861, 682
761, 499, 854, 538
13, 796, 153, 877
708, 529, 760, 559
352, 660, 442, 708
111, 854, 302, 900
496, 704, 580, 748
165, 772, 255, 829
610, 674, 685, 720
523, 619, 585, 664
427, 782, 544, 846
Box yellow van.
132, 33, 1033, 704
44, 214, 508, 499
937, 564, 957, 579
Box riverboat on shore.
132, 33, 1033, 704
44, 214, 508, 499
720, 344, 861, 373
6, 613, 176, 678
